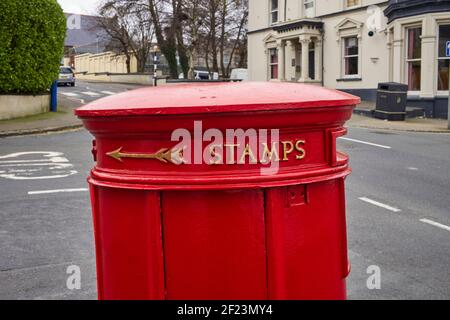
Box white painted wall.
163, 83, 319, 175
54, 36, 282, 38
248, 0, 390, 89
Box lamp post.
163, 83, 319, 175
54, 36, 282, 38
447, 41, 450, 129
153, 45, 159, 87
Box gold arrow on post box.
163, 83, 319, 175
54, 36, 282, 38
107, 147, 181, 164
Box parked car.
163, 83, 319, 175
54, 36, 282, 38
58, 66, 75, 86
230, 68, 248, 82
179, 70, 219, 81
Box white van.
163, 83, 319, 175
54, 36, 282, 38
230, 68, 248, 82
179, 70, 219, 80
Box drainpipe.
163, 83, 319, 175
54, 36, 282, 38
50, 80, 58, 112
321, 33, 324, 87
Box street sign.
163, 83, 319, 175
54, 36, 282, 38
446, 41, 450, 57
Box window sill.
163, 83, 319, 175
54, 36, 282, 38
336, 77, 362, 82
345, 5, 362, 10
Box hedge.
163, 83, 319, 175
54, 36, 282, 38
0, 0, 66, 95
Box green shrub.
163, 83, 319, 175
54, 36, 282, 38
0, 0, 66, 95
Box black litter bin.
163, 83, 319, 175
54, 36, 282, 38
374, 82, 408, 121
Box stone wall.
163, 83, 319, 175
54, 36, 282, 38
0, 94, 50, 121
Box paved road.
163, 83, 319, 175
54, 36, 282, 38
59, 80, 146, 106
342, 129, 450, 299
0, 123, 449, 299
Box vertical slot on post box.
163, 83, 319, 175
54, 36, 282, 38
329, 128, 348, 167
92, 140, 98, 162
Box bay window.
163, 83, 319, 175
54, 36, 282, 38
406, 27, 422, 91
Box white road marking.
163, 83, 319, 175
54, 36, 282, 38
408, 167, 419, 171
28, 188, 88, 195
0, 151, 64, 159
0, 151, 77, 180
81, 91, 100, 97
0, 163, 74, 168
0, 159, 67, 164
68, 97, 85, 104
359, 197, 401, 212
339, 137, 392, 149
420, 219, 450, 232
2, 172, 78, 180
61, 92, 79, 97
101, 91, 116, 95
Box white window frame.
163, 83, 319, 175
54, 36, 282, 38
304, 0, 315, 18
405, 26, 422, 93
268, 47, 279, 80
344, 0, 361, 9
437, 23, 450, 95
342, 36, 360, 79
270, 0, 279, 25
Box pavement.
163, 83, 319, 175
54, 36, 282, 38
351, 101, 450, 133
1, 127, 450, 300
0, 81, 449, 137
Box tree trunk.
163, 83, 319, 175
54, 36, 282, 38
161, 44, 179, 79
148, 0, 179, 79
188, 47, 196, 79
209, 0, 219, 73
219, 0, 227, 78
226, 8, 248, 76
125, 54, 131, 74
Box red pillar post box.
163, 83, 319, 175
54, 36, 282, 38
75, 82, 359, 300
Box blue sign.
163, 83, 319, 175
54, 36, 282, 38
446, 41, 450, 57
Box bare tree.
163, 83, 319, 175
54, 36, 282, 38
97, 0, 248, 78
146, 0, 180, 78
97, 0, 154, 73
205, 0, 220, 74
218, 0, 248, 77
177, 0, 206, 79
202, 0, 248, 78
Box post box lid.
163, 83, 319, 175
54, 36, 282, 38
75, 82, 360, 117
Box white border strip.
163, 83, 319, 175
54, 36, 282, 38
359, 197, 401, 212
339, 137, 392, 149
28, 188, 88, 195
420, 219, 450, 232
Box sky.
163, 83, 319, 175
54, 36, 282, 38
57, 0, 102, 15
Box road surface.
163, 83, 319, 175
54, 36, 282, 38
58, 80, 146, 106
